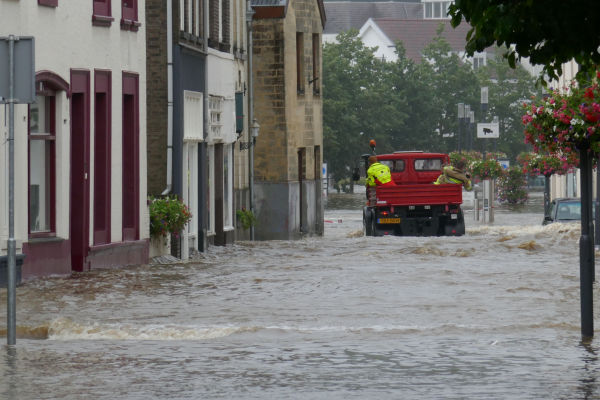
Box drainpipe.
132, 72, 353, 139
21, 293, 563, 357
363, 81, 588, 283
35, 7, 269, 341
203, 0, 210, 251
162, 0, 174, 196
246, 0, 255, 240
203, 0, 209, 144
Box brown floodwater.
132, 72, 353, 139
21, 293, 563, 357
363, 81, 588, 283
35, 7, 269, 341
1, 192, 600, 399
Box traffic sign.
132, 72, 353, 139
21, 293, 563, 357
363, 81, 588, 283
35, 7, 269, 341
0, 36, 35, 104
477, 122, 499, 138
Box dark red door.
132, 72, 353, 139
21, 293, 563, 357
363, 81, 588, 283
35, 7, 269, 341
122, 73, 139, 241
70, 70, 91, 271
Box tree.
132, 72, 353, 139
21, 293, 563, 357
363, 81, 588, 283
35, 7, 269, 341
322, 30, 408, 184
449, 0, 600, 83
416, 25, 480, 154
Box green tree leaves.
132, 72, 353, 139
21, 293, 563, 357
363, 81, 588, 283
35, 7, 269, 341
449, 0, 600, 83
322, 29, 539, 183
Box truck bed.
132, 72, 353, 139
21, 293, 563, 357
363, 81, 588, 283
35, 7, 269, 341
375, 183, 462, 206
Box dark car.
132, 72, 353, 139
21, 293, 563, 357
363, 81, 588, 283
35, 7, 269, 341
543, 198, 597, 225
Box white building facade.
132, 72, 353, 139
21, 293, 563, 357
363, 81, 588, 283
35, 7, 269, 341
0, 0, 148, 280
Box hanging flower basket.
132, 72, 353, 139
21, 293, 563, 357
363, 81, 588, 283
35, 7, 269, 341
516, 152, 577, 176
470, 159, 504, 180
522, 75, 600, 158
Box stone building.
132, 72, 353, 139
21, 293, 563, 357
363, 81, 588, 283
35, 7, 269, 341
251, 0, 325, 240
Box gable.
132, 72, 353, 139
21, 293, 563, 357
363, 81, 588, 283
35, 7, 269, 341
373, 18, 473, 62
252, 0, 327, 27
323, 1, 423, 34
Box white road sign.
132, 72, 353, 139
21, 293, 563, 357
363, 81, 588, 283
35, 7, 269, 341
477, 122, 499, 138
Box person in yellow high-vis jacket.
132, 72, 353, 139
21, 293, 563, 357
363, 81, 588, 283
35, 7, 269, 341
434, 160, 472, 191
366, 156, 395, 187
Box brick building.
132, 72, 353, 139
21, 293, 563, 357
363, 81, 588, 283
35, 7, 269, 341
251, 0, 325, 239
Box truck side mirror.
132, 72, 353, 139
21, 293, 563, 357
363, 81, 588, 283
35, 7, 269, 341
352, 167, 360, 181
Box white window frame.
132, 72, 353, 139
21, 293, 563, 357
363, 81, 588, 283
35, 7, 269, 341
209, 95, 223, 142
184, 90, 204, 140
423, 1, 451, 19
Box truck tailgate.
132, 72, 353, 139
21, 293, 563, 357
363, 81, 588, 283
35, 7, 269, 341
375, 184, 462, 206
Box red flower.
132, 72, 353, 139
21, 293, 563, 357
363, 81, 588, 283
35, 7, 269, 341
585, 87, 595, 100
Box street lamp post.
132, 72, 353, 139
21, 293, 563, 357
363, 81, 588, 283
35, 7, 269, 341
464, 104, 470, 153
457, 103, 464, 153
480, 87, 488, 159
469, 110, 475, 151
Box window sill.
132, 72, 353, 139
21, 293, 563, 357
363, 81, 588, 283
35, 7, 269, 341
92, 14, 114, 27
38, 0, 58, 7
120, 18, 141, 32
28, 234, 62, 243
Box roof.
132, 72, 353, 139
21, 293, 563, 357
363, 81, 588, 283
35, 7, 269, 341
251, 0, 327, 28
371, 18, 473, 62
323, 2, 423, 34
252, 0, 286, 4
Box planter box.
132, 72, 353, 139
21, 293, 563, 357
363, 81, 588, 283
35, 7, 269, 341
0, 254, 25, 288
149, 235, 171, 259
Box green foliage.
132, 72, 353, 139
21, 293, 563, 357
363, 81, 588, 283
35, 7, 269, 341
497, 166, 528, 205
149, 196, 192, 239
236, 208, 256, 230
449, 0, 600, 83
322, 30, 539, 184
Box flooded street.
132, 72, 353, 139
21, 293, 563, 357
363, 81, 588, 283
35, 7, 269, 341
2, 192, 600, 399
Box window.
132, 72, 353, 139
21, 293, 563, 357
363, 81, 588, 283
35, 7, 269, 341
183, 90, 204, 140
209, 95, 223, 140
423, 1, 450, 19
29, 95, 56, 236
121, 0, 140, 31
472, 53, 486, 70
209, 0, 220, 47
414, 158, 442, 171
93, 0, 113, 26
390, 160, 405, 173
296, 32, 305, 94
223, 144, 232, 228
312, 33, 320, 95
38, 0, 58, 7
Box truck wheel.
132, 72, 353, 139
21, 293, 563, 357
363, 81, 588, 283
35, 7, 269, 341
363, 207, 373, 236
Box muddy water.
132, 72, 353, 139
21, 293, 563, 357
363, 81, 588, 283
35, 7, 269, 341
1, 192, 600, 399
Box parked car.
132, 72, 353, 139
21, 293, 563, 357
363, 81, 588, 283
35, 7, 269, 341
543, 198, 598, 225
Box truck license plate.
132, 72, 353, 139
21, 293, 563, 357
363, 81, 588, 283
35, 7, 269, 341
378, 217, 401, 224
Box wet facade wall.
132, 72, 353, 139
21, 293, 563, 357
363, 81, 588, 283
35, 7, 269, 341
252, 0, 324, 240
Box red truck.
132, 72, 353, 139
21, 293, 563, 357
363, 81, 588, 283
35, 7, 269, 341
360, 151, 465, 236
